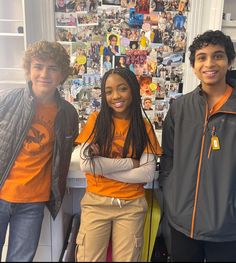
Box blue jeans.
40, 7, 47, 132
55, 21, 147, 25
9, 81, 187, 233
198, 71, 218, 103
0, 199, 45, 262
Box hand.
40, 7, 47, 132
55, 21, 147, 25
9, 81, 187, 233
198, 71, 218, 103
132, 159, 140, 168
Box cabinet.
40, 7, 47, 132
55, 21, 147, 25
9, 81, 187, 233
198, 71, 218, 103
0, 0, 55, 89
0, 0, 26, 89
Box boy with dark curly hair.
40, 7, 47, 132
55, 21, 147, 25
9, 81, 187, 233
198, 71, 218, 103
160, 30, 236, 261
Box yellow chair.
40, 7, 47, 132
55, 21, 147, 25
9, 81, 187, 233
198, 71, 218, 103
140, 189, 161, 262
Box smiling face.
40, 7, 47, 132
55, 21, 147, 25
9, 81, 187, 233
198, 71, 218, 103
109, 36, 118, 48
144, 98, 152, 109
119, 57, 126, 65
193, 44, 230, 91
57, 0, 65, 7
30, 58, 64, 102
104, 73, 133, 119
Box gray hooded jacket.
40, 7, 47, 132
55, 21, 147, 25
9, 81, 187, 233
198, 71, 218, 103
160, 79, 236, 242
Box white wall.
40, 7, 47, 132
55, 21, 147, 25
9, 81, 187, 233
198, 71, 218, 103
24, 0, 55, 45
223, 0, 236, 20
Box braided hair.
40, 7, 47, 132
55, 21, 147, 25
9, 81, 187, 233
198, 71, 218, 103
84, 68, 156, 160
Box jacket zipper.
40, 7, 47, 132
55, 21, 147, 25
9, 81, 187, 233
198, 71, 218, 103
190, 103, 208, 238
207, 126, 215, 159
50, 104, 63, 199
0, 99, 35, 188
190, 109, 236, 238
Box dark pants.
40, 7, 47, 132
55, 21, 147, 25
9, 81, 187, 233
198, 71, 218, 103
170, 226, 236, 262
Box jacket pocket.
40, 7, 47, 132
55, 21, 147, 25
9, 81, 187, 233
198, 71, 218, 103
64, 135, 73, 146
61, 136, 74, 167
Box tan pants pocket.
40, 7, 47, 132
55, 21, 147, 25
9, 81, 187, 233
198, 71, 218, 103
75, 232, 85, 262
134, 236, 143, 248
132, 236, 144, 261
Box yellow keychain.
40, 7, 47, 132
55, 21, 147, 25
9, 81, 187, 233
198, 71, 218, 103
211, 136, 220, 150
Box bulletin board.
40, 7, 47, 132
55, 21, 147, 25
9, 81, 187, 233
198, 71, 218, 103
54, 0, 190, 132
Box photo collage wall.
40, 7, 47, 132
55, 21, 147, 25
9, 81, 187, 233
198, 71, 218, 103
54, 0, 190, 131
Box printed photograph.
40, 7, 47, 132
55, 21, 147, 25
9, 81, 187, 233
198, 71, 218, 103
102, 0, 121, 6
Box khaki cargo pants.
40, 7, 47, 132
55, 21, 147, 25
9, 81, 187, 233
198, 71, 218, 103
76, 192, 148, 262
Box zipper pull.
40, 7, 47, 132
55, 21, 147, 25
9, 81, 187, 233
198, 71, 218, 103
211, 126, 220, 150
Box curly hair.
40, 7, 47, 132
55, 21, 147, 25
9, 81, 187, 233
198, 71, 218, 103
189, 30, 236, 67
23, 40, 71, 83
108, 34, 118, 42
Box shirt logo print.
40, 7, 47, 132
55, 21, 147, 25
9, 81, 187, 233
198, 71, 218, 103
25, 126, 45, 145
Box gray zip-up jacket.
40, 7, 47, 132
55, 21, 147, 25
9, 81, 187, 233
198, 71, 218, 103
159, 79, 236, 242
0, 82, 78, 219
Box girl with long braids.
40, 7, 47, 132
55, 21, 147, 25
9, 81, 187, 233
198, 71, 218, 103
74, 68, 162, 262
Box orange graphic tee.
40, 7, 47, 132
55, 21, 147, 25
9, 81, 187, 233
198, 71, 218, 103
75, 112, 162, 199
0, 101, 58, 202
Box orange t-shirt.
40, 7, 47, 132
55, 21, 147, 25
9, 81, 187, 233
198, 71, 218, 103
75, 112, 162, 200
209, 84, 233, 115
0, 101, 58, 202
